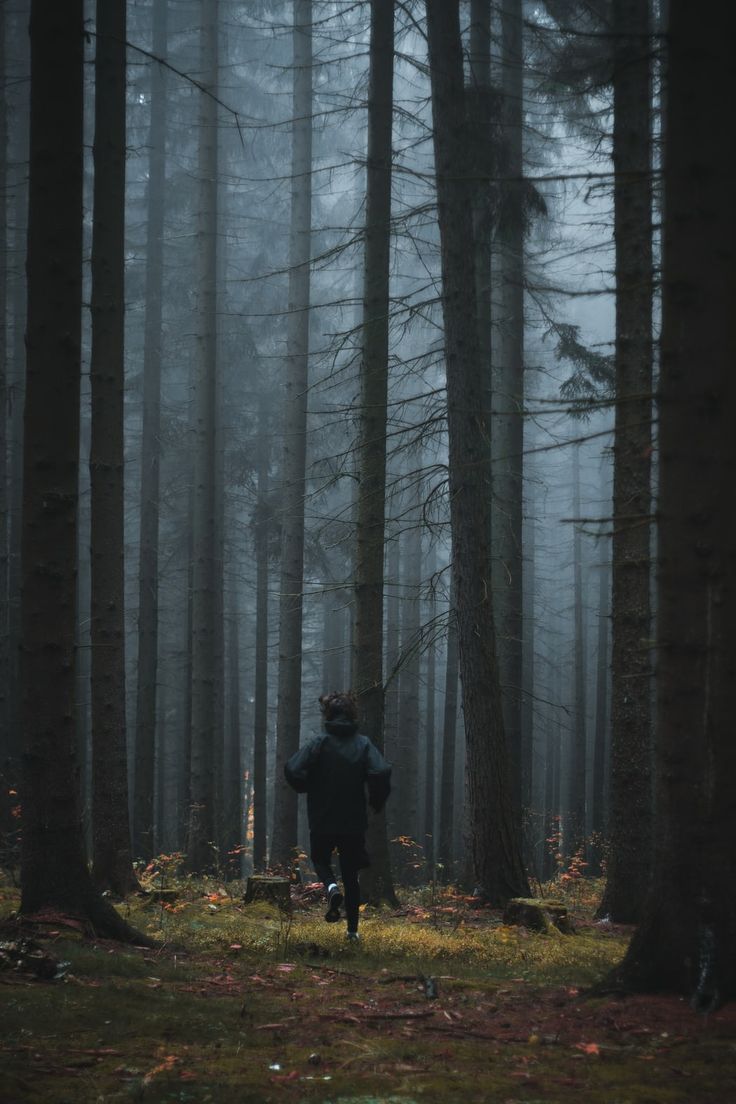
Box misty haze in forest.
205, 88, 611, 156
1, 0, 733, 1003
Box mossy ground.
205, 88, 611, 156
1, 877, 735, 1103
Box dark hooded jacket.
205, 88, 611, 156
284, 717, 391, 834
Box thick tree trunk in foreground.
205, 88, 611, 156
187, 0, 220, 873
352, 0, 397, 906
597, 0, 653, 923
425, 0, 529, 905
89, 0, 138, 897
20, 0, 148, 943
133, 0, 167, 862
613, 0, 736, 1003
270, 0, 312, 870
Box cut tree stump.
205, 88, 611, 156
243, 876, 292, 912
502, 897, 574, 934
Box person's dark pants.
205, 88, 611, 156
310, 832, 369, 933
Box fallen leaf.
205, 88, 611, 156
574, 1042, 600, 1056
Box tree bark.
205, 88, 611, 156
352, 0, 397, 907
425, 0, 530, 905
395, 504, 421, 853
596, 0, 653, 922
221, 585, 242, 876
133, 0, 167, 863
613, 0, 736, 1003
187, 0, 221, 873
567, 443, 586, 857
88, 0, 138, 897
437, 573, 459, 881
423, 544, 437, 873
20, 0, 148, 943
252, 394, 270, 872
491, 0, 525, 823
270, 0, 313, 870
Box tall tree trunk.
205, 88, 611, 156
394, 508, 421, 856
1, 0, 28, 851
492, 0, 525, 819
20, 0, 147, 943
252, 394, 270, 872
89, 0, 138, 896
352, 0, 397, 906
437, 573, 459, 881
597, 0, 653, 922
567, 443, 586, 857
383, 525, 400, 841
133, 0, 167, 862
187, 0, 220, 873
591, 502, 610, 876
521, 496, 535, 820
425, 0, 529, 905
0, 0, 9, 784
423, 545, 437, 874
270, 0, 313, 870
614, 0, 736, 1002
221, 586, 242, 876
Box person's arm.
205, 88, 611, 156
284, 736, 323, 793
365, 740, 392, 812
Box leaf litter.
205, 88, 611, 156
1, 878, 735, 1102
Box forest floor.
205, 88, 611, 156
1, 872, 735, 1104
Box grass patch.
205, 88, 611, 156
2, 876, 735, 1102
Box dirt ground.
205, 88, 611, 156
1, 882, 735, 1103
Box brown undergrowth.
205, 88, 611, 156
1, 875, 735, 1103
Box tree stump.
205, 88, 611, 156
503, 898, 574, 934
243, 876, 292, 912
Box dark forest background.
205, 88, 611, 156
0, 0, 733, 1002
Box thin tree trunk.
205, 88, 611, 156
1, 1, 28, 848
270, 0, 312, 870
352, 0, 397, 906
383, 525, 400, 841
222, 587, 242, 877
591, 546, 610, 875
395, 509, 421, 857
614, 0, 736, 1001
423, 544, 437, 874
0, 0, 9, 781
567, 443, 586, 857
20, 0, 148, 943
492, 0, 525, 819
88, 0, 138, 897
597, 0, 653, 922
187, 0, 220, 873
133, 0, 167, 862
252, 394, 270, 872
425, 0, 530, 905
437, 573, 459, 881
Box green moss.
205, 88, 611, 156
2, 881, 735, 1102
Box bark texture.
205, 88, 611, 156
614, 0, 736, 1003
134, 0, 167, 862
20, 0, 148, 944
187, 0, 221, 873
425, 0, 529, 905
493, 0, 525, 819
597, 0, 653, 921
270, 0, 312, 869
352, 0, 397, 906
89, 0, 138, 896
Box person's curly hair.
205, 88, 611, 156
319, 690, 358, 722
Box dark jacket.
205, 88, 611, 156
284, 718, 392, 835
